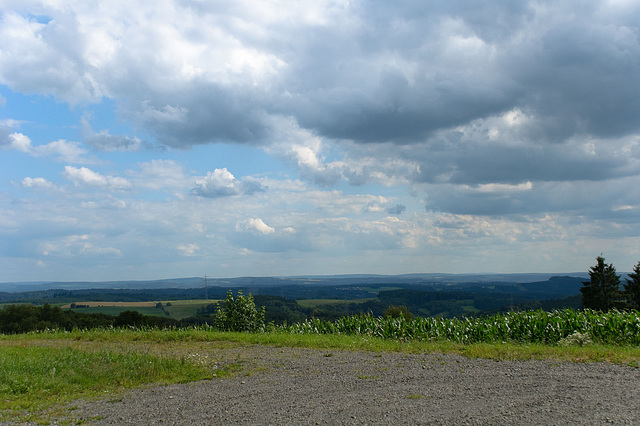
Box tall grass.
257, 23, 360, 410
283, 309, 640, 345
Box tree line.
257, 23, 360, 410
580, 256, 640, 311
0, 303, 179, 334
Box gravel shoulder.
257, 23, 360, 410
61, 345, 640, 424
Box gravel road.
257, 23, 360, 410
62, 345, 640, 425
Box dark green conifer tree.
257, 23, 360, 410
580, 256, 621, 311
624, 261, 640, 310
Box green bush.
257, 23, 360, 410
383, 305, 414, 321
211, 290, 265, 332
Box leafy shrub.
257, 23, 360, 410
211, 290, 265, 332
383, 305, 414, 321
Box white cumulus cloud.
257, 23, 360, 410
236, 218, 275, 235
63, 166, 131, 190
1, 129, 94, 163
1, 132, 31, 152
192, 168, 265, 198
20, 177, 59, 191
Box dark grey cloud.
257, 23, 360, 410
274, 12, 521, 144
128, 89, 273, 148
81, 118, 149, 151
408, 139, 638, 185
386, 204, 406, 215
287, 4, 640, 148
84, 133, 148, 152
425, 175, 640, 218
512, 19, 640, 140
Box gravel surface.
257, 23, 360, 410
58, 346, 640, 424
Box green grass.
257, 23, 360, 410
0, 340, 214, 422
5, 327, 640, 364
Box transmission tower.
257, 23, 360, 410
204, 274, 208, 300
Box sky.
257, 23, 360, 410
1, 0, 640, 282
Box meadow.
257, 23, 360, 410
61, 299, 220, 319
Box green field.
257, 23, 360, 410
160, 299, 220, 319
67, 306, 164, 317
64, 299, 220, 320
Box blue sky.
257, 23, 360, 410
2, 0, 640, 282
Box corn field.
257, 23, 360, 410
281, 309, 640, 345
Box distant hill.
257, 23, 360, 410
0, 272, 590, 293
0, 274, 589, 310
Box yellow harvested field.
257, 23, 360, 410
61, 301, 158, 309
